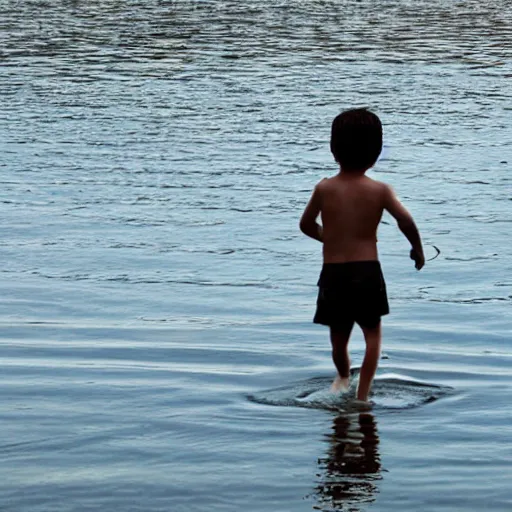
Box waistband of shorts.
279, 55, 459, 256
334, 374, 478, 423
322, 260, 381, 269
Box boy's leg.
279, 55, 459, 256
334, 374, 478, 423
357, 321, 382, 402
329, 321, 354, 392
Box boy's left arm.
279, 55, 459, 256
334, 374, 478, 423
299, 183, 323, 242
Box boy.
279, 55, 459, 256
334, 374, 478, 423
300, 108, 425, 403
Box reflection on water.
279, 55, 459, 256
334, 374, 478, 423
314, 413, 381, 512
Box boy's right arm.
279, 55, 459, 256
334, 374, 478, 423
383, 185, 425, 270
299, 181, 324, 243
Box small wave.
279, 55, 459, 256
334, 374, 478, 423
445, 254, 497, 261
247, 371, 452, 412
429, 296, 510, 304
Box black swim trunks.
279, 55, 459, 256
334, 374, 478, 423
313, 261, 389, 329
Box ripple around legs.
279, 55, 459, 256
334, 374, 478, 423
247, 370, 453, 412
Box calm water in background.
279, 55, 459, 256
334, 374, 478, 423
1, 0, 512, 510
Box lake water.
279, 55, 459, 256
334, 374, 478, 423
1, 0, 511, 510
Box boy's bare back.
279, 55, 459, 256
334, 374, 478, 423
301, 172, 421, 266
316, 173, 385, 263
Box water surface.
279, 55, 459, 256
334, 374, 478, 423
1, 1, 512, 511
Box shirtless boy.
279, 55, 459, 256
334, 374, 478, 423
300, 108, 425, 402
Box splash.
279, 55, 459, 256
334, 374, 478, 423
247, 371, 452, 412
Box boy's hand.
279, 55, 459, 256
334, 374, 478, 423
410, 249, 425, 270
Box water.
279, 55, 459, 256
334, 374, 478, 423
1, 0, 511, 510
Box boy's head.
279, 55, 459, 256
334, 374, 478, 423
330, 108, 382, 171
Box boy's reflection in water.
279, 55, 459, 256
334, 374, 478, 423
314, 412, 381, 511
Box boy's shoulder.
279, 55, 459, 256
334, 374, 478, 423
316, 174, 391, 192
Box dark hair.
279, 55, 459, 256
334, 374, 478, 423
330, 108, 383, 171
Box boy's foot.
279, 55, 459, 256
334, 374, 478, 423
330, 375, 349, 393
